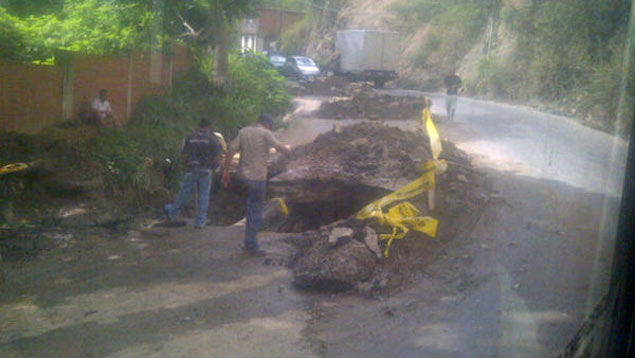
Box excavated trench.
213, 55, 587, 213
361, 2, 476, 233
209, 177, 390, 233
270, 179, 390, 232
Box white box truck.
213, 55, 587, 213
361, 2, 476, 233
335, 30, 403, 88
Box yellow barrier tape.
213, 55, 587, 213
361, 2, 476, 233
377, 202, 438, 257
354, 108, 445, 257
0, 163, 29, 175
273, 197, 289, 216
356, 161, 436, 220
355, 161, 441, 257
423, 108, 442, 160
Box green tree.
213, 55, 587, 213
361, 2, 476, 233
0, 7, 26, 60
167, 0, 262, 85
0, 0, 161, 62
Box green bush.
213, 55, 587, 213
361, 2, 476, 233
1, 0, 162, 63
0, 7, 27, 60
228, 53, 291, 118
472, 56, 515, 98
577, 40, 635, 131
73, 51, 293, 204
87, 130, 144, 189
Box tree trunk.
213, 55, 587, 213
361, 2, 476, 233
210, 8, 229, 86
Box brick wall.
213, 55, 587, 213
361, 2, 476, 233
72, 53, 130, 121
128, 51, 169, 118
0, 60, 64, 134
0, 45, 190, 134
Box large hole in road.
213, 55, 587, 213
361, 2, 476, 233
209, 179, 390, 233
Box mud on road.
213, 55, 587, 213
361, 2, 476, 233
1, 88, 496, 357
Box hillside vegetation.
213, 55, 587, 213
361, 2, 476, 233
288, 0, 634, 134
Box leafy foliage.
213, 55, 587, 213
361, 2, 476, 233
394, 0, 491, 73
507, 0, 633, 130
0, 7, 27, 60
227, 52, 291, 120
1, 0, 293, 205
1, 0, 163, 62
396, 0, 633, 132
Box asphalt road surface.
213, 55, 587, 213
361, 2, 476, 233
279, 93, 629, 357
1, 93, 629, 357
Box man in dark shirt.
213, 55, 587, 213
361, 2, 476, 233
165, 118, 222, 228
443, 72, 462, 121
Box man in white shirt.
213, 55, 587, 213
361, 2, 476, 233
91, 89, 115, 126
222, 114, 291, 256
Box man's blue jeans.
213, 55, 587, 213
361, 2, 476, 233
165, 168, 212, 227
244, 179, 266, 250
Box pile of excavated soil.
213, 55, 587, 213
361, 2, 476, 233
314, 82, 423, 120
268, 122, 490, 293
272, 122, 431, 188
287, 76, 351, 97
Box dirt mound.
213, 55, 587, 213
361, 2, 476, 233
272, 122, 432, 189
269, 122, 490, 292
314, 82, 423, 120
288, 76, 351, 97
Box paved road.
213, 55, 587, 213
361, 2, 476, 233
282, 93, 628, 197
406, 92, 628, 197
279, 93, 629, 357
1, 94, 629, 357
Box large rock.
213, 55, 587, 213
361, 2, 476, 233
293, 237, 377, 291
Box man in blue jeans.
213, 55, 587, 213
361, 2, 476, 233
222, 114, 291, 256
165, 118, 222, 228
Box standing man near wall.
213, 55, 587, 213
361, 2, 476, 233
443, 72, 462, 121
165, 118, 222, 229
222, 114, 291, 256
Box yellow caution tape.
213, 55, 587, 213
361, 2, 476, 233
356, 161, 437, 220
377, 202, 438, 257
0, 163, 29, 175
354, 109, 445, 257
423, 108, 442, 160
273, 197, 289, 216
356, 161, 442, 257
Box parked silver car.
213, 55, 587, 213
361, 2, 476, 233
280, 56, 320, 80
268, 54, 287, 69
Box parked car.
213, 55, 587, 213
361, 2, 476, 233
280, 56, 320, 80
268, 54, 287, 70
